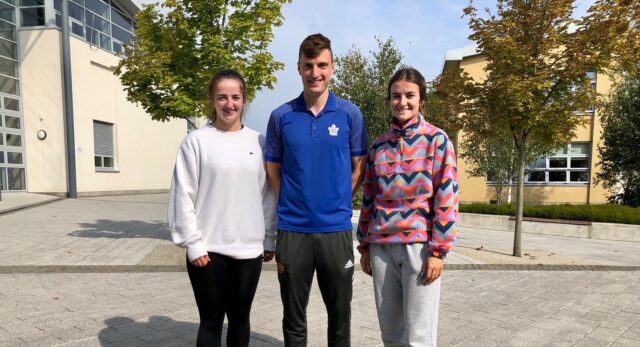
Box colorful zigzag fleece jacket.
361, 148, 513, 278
357, 114, 459, 257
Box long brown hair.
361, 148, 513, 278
386, 67, 428, 112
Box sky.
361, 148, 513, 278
134, 0, 596, 134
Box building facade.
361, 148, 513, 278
0, 0, 186, 196
442, 45, 611, 204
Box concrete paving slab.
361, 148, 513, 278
1, 193, 640, 346
0, 192, 62, 215
0, 270, 637, 346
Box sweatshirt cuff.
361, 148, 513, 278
187, 242, 208, 262
357, 242, 369, 255
263, 233, 276, 252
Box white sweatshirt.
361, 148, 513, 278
167, 124, 276, 261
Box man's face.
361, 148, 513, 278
298, 48, 334, 98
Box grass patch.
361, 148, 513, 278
460, 203, 640, 225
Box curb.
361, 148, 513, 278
0, 196, 65, 216
2, 263, 639, 274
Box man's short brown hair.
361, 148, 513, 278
298, 33, 333, 60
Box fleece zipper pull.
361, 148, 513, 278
400, 129, 405, 161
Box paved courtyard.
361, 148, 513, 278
1, 193, 639, 346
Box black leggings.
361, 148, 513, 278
186, 252, 262, 347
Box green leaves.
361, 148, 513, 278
596, 70, 640, 206
114, 0, 291, 122
332, 37, 403, 145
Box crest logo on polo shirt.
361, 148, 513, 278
328, 124, 339, 136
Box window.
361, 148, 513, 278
53, 0, 135, 54
93, 120, 115, 170
3, 97, 18, 111
525, 143, 590, 184
19, 0, 45, 27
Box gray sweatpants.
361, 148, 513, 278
370, 243, 441, 347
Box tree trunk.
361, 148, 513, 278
513, 136, 526, 257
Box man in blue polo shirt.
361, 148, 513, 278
265, 33, 367, 346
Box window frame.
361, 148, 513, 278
524, 142, 591, 185
93, 119, 117, 172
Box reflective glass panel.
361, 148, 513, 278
7, 166, 25, 190
531, 158, 546, 169
528, 171, 545, 182
94, 156, 102, 167
7, 151, 21, 164
72, 21, 84, 36
20, 7, 45, 27
112, 24, 132, 45
87, 13, 109, 34
0, 3, 15, 24
0, 39, 17, 59
553, 146, 568, 156
20, 0, 44, 5
111, 8, 132, 31
3, 97, 18, 111
571, 158, 589, 168
5, 133, 20, 146
112, 40, 122, 54
0, 20, 16, 41
85, 0, 109, 18
570, 143, 590, 155
0, 167, 6, 190
99, 33, 110, 50
570, 171, 589, 182
0, 150, 3, 163
0, 56, 17, 77
549, 158, 567, 168
70, 1, 84, 21
0, 75, 19, 95
549, 171, 567, 182
103, 156, 114, 168
4, 115, 19, 129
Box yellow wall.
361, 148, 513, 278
20, 29, 186, 195
20, 29, 68, 194
452, 54, 611, 204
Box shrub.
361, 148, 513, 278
460, 203, 640, 225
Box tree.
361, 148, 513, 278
596, 69, 640, 206
332, 37, 403, 145
460, 128, 518, 205
114, 0, 291, 124
426, 66, 473, 148
463, 0, 639, 256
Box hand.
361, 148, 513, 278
360, 252, 372, 276
263, 251, 275, 262
422, 256, 444, 285
191, 254, 210, 267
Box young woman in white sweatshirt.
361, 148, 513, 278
167, 69, 276, 347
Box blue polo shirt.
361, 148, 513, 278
265, 92, 368, 233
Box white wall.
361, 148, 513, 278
20, 29, 186, 195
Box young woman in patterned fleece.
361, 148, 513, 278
357, 67, 459, 347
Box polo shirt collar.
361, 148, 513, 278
293, 92, 337, 114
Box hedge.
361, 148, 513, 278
460, 203, 640, 225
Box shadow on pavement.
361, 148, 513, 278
68, 219, 171, 240
98, 316, 283, 346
